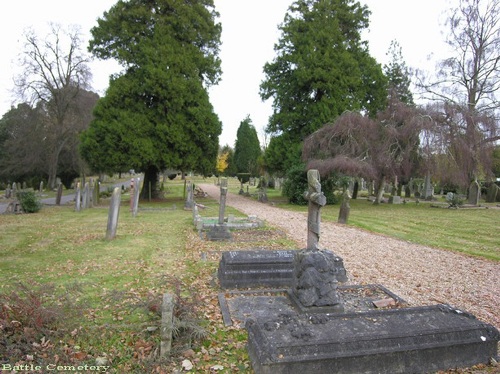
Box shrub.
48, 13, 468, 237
17, 190, 42, 213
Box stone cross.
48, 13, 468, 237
304, 169, 326, 251
218, 178, 228, 225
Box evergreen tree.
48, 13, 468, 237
233, 116, 261, 176
260, 0, 387, 148
81, 0, 222, 198
384, 40, 414, 105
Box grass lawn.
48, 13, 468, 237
0, 177, 498, 373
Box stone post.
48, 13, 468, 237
105, 187, 121, 240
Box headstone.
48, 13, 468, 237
94, 181, 100, 205
12, 182, 17, 198
485, 183, 498, 203
39, 181, 43, 193
160, 293, 174, 358
132, 177, 140, 217
5, 184, 11, 199
292, 170, 343, 312
22, 181, 27, 190
246, 304, 500, 374
129, 178, 135, 212
338, 190, 351, 223
184, 181, 194, 210
81, 182, 90, 209
423, 173, 434, 200
468, 179, 481, 205
55, 183, 63, 205
105, 187, 121, 240
388, 195, 401, 204
75, 182, 81, 212
207, 178, 232, 241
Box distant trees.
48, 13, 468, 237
417, 0, 500, 190
233, 116, 261, 176
81, 0, 222, 198
12, 24, 93, 188
260, 0, 388, 174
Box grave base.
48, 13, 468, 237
206, 224, 232, 241
218, 249, 347, 289
246, 304, 500, 374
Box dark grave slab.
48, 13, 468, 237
218, 249, 347, 289
246, 304, 500, 374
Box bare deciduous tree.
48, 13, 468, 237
14, 23, 92, 189
417, 0, 500, 188
303, 100, 430, 204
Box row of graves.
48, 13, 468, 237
191, 172, 499, 373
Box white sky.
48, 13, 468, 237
0, 0, 454, 147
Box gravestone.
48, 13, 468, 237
468, 180, 481, 205
81, 182, 89, 209
105, 187, 121, 240
5, 184, 11, 199
206, 178, 232, 241
388, 195, 401, 204
75, 182, 81, 212
423, 173, 433, 200
12, 182, 17, 198
39, 181, 43, 193
338, 189, 351, 223
291, 169, 343, 312
132, 177, 140, 217
246, 304, 500, 374
55, 183, 63, 205
184, 181, 194, 210
486, 183, 499, 203
160, 293, 174, 358
94, 181, 100, 205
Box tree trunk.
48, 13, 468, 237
141, 165, 160, 200
373, 176, 386, 205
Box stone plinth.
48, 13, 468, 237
218, 250, 347, 289
291, 249, 343, 312
246, 304, 500, 374
206, 224, 232, 241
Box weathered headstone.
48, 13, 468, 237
468, 179, 481, 205
5, 184, 11, 199
81, 182, 90, 209
39, 181, 44, 193
486, 183, 499, 203
160, 293, 174, 358
291, 169, 343, 312
12, 182, 17, 198
184, 181, 194, 210
338, 189, 351, 223
105, 187, 121, 240
132, 177, 140, 217
423, 173, 434, 200
94, 181, 100, 205
55, 183, 63, 205
75, 182, 81, 212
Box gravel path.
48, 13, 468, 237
200, 183, 500, 330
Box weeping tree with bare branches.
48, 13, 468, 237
416, 0, 500, 195
303, 99, 431, 204
14, 23, 92, 189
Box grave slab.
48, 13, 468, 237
218, 249, 347, 289
246, 304, 500, 374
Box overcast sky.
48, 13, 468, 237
1, 0, 453, 147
